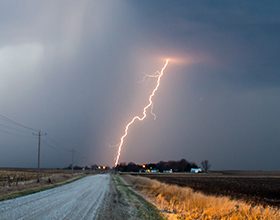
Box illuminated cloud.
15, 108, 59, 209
0, 1, 279, 170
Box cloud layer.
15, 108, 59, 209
0, 1, 279, 170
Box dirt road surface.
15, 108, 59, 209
0, 173, 130, 219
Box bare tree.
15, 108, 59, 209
201, 160, 211, 172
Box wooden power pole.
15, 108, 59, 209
70, 149, 76, 176
33, 130, 47, 182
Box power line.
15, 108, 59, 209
76, 152, 92, 164
43, 135, 71, 152
41, 139, 61, 152
0, 128, 33, 139
0, 123, 32, 134
0, 113, 38, 132
41, 137, 79, 173
40, 135, 92, 168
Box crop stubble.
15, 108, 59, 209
131, 172, 280, 208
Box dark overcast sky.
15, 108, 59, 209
1, 1, 280, 170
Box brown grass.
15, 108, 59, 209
122, 175, 280, 219
0, 168, 101, 186
0, 169, 105, 201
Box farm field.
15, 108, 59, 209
127, 171, 280, 208
121, 173, 280, 219
0, 168, 105, 200
0, 168, 91, 186
1, 168, 70, 185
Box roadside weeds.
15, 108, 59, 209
113, 173, 165, 220
0, 174, 86, 202
122, 174, 280, 220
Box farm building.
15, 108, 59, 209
163, 169, 173, 173
145, 169, 159, 173
190, 168, 202, 173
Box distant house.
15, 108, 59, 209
190, 168, 202, 173
163, 169, 173, 173
145, 169, 159, 173
150, 169, 159, 173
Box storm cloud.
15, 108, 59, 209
0, 1, 280, 170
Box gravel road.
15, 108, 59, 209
0, 174, 111, 220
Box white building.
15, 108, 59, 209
190, 168, 202, 173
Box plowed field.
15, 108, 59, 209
129, 171, 280, 207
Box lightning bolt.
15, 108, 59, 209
114, 59, 169, 167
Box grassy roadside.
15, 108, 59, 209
0, 174, 86, 202
124, 175, 280, 219
112, 173, 165, 220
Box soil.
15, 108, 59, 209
96, 174, 163, 219
97, 174, 131, 220
128, 171, 280, 208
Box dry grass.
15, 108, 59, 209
122, 175, 280, 219
0, 169, 105, 201
0, 169, 75, 186
0, 173, 84, 201
0, 169, 101, 187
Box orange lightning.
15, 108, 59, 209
114, 59, 169, 167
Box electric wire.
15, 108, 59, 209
45, 136, 92, 165
0, 114, 94, 167
0, 113, 38, 132
41, 139, 62, 152
76, 152, 91, 164
0, 113, 92, 166
0, 128, 33, 139
43, 135, 71, 152
0, 123, 32, 134
41, 138, 93, 167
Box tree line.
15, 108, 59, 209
116, 159, 199, 172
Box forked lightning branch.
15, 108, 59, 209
114, 60, 169, 167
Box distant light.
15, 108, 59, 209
142, 165, 146, 168
98, 166, 101, 169
102, 166, 106, 169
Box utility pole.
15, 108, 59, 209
70, 149, 76, 176
33, 130, 47, 182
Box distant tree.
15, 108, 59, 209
74, 165, 82, 170
127, 162, 139, 172
156, 161, 168, 172
115, 159, 198, 173
116, 163, 128, 172
91, 164, 98, 170
178, 159, 188, 172
146, 163, 156, 170
201, 160, 211, 172
169, 160, 178, 171
155, 159, 197, 172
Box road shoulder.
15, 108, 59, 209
97, 173, 164, 220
